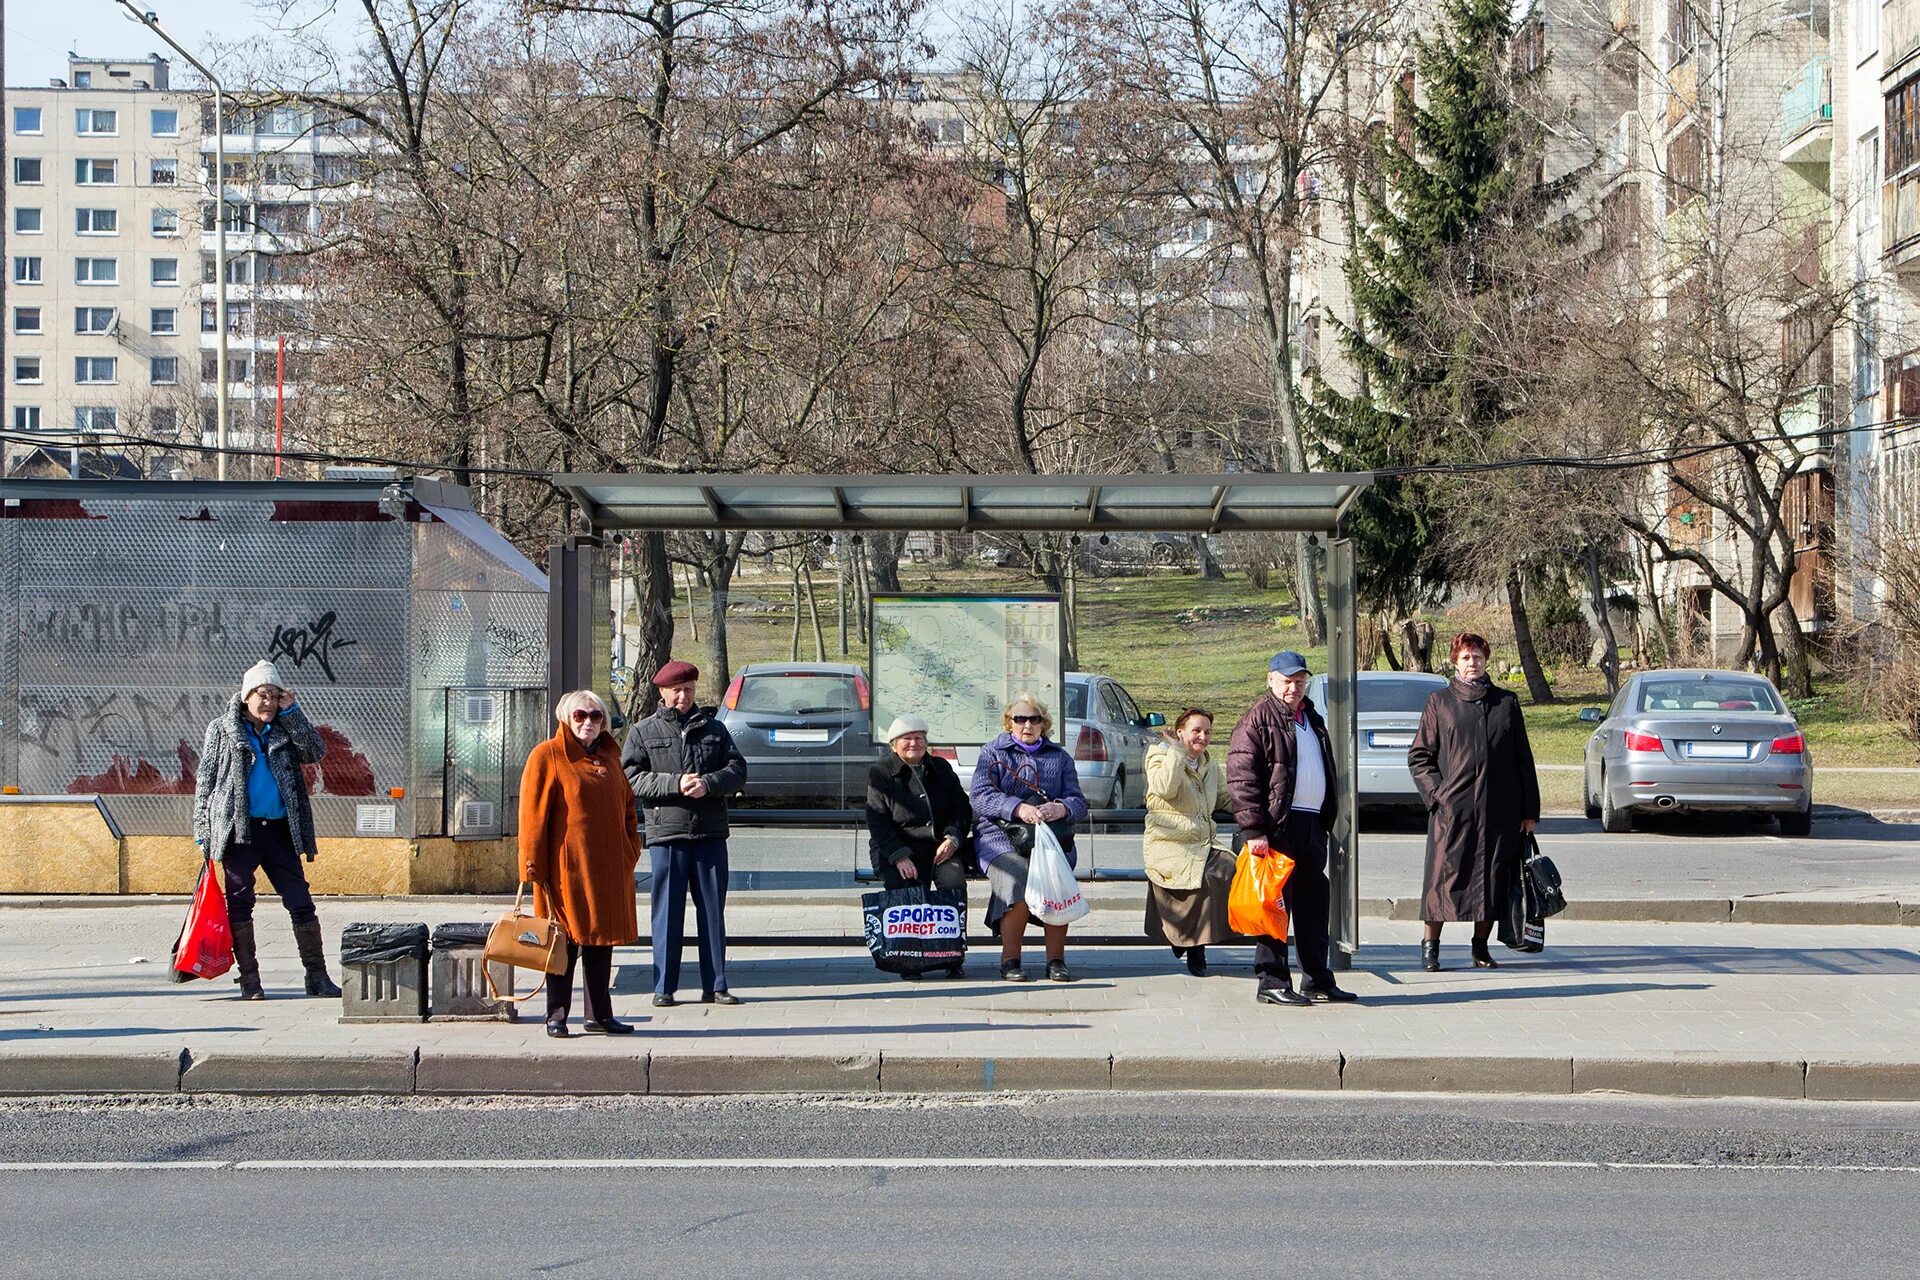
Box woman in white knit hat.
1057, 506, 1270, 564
864, 713, 972, 979
191, 659, 336, 1000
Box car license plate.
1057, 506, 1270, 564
1683, 741, 1747, 759
770, 728, 830, 744
1369, 731, 1414, 749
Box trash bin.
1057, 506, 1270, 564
339, 923, 429, 1023
429, 922, 518, 1023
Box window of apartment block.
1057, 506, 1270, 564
1855, 0, 1879, 59
75, 356, 117, 384
14, 157, 43, 184
75, 207, 118, 235
75, 257, 117, 285
1855, 299, 1880, 401
13, 106, 42, 134
14, 356, 42, 384
151, 108, 179, 136
73, 71, 92, 88
74, 406, 116, 431
1666, 125, 1702, 212
1886, 349, 1920, 419
1859, 131, 1882, 230
150, 306, 177, 334
151, 407, 177, 433
12, 256, 42, 284
152, 207, 179, 236
151, 356, 178, 385
75, 158, 118, 185
14, 406, 43, 431
1667, 0, 1700, 67
150, 158, 178, 186
151, 258, 179, 285
75, 307, 117, 334
261, 107, 306, 136
205, 254, 254, 285
1889, 76, 1920, 176
13, 207, 42, 234
202, 300, 251, 332
13, 306, 42, 333
202, 351, 252, 381
76, 108, 118, 136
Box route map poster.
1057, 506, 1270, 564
870, 594, 1064, 748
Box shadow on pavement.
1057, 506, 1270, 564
0, 1025, 256, 1041
621, 1021, 1090, 1039
1350, 946, 1920, 977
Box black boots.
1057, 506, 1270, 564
293, 920, 342, 997
1186, 946, 1208, 976
231, 919, 266, 1000
1470, 936, 1499, 969
1420, 939, 1442, 972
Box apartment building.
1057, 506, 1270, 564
4, 55, 199, 473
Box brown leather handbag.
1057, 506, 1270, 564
484, 883, 569, 1001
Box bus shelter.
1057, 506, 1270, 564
549, 472, 1372, 966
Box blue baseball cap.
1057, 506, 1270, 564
1269, 650, 1310, 676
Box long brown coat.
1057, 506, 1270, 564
519, 722, 642, 947
1407, 679, 1540, 922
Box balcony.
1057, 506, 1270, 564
1888, 0, 1920, 81
1883, 171, 1920, 274
1780, 57, 1832, 164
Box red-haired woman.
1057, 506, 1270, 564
1406, 632, 1540, 972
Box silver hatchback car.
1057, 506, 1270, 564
1307, 671, 1448, 810
1580, 669, 1813, 835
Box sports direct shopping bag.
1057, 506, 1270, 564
171, 858, 234, 981
1023, 823, 1088, 925
862, 885, 968, 974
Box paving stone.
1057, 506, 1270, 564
1341, 1054, 1573, 1095
0, 1049, 182, 1094
1573, 1056, 1806, 1099
181, 1049, 415, 1094
648, 1053, 879, 1095
1560, 899, 1731, 923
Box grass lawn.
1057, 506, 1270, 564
678, 560, 1917, 805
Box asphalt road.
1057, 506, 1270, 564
5, 1094, 1919, 1276
705, 816, 1920, 899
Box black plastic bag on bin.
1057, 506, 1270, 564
430, 922, 491, 952
861, 885, 967, 974
341, 922, 429, 965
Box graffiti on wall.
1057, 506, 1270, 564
266, 610, 360, 683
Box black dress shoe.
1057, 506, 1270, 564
583, 1018, 634, 1035
702, 990, 742, 1006
1255, 985, 1311, 1007
945, 963, 966, 979
1421, 940, 1443, 972
651, 993, 677, 1008
1045, 959, 1073, 983
1000, 959, 1027, 983
899, 969, 924, 982
1303, 982, 1358, 1003
1471, 941, 1499, 969
545, 1020, 571, 1038
1186, 946, 1208, 977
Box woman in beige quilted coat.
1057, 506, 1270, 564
1142, 708, 1235, 976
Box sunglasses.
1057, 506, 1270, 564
1010, 714, 1044, 725
570, 709, 606, 723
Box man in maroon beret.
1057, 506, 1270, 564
621, 659, 748, 1006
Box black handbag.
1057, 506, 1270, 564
993, 818, 1035, 854
1524, 838, 1567, 917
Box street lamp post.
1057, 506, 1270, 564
115, 2, 229, 480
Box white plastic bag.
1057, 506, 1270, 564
1023, 821, 1088, 925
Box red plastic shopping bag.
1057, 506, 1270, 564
171, 858, 234, 981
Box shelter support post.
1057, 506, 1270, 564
547, 538, 611, 715
1326, 536, 1360, 968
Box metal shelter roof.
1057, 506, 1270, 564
551, 472, 1371, 533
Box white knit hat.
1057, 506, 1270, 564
882, 713, 930, 743
240, 660, 286, 698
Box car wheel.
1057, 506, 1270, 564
1598, 768, 1632, 833
1149, 542, 1178, 566
1108, 770, 1126, 809
1778, 807, 1813, 837
1583, 765, 1601, 821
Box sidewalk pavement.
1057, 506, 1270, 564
4, 893, 1918, 1103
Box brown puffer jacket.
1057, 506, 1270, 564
1225, 690, 1338, 848
519, 722, 642, 947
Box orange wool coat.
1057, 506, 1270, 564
519, 722, 642, 947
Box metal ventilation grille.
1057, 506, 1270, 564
463, 694, 497, 723
458, 800, 495, 833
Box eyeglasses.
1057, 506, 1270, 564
570, 709, 605, 723
1010, 714, 1044, 725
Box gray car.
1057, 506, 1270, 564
1580, 669, 1813, 835
952, 671, 1164, 809
1307, 671, 1448, 810
716, 662, 873, 802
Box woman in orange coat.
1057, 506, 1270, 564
519, 689, 642, 1038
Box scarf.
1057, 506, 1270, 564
1013, 736, 1050, 755
1451, 675, 1493, 702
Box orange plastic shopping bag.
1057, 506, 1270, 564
1227, 847, 1293, 939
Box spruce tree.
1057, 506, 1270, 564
1315, 0, 1574, 649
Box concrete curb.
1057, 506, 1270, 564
7, 1048, 1919, 1102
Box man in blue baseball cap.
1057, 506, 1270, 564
1225, 649, 1358, 1006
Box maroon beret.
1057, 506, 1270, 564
653, 659, 700, 688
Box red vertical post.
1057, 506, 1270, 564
274, 334, 286, 477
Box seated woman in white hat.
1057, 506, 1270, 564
864, 713, 972, 979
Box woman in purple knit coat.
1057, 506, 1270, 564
970, 693, 1090, 983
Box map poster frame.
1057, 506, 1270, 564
869, 594, 1065, 750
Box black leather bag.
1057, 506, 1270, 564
993, 818, 1035, 855
1525, 844, 1567, 918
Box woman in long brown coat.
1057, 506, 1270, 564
1407, 632, 1540, 973
520, 689, 642, 1037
